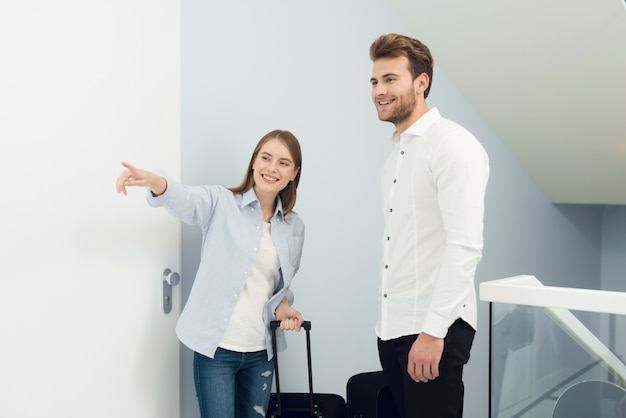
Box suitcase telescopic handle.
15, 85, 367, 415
270, 320, 311, 331
269, 320, 315, 417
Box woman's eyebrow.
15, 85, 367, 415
260, 151, 293, 163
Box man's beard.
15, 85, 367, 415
379, 90, 417, 126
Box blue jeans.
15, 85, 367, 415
194, 348, 275, 418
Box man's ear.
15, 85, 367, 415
414, 72, 430, 95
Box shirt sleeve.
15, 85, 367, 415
145, 173, 221, 228
422, 131, 489, 338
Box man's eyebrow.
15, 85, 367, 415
370, 73, 399, 82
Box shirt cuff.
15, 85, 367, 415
422, 311, 454, 339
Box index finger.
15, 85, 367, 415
121, 161, 136, 171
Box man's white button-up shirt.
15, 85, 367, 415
377, 107, 490, 340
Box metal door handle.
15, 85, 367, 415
162, 268, 180, 314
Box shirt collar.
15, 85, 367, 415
241, 188, 285, 220
390, 107, 441, 145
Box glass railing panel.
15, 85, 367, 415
481, 276, 626, 418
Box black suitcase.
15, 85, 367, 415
346, 371, 400, 418
268, 320, 347, 418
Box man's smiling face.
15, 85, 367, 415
370, 55, 422, 132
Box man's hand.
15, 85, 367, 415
407, 332, 444, 382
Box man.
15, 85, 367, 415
369, 33, 489, 418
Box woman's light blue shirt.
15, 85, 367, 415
146, 175, 305, 359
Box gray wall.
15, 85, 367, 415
601, 206, 626, 381
179, 1, 618, 417
602, 205, 626, 292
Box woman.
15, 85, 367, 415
116, 129, 305, 418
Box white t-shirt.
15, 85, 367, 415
220, 222, 280, 352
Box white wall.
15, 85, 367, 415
179, 1, 608, 417
0, 2, 183, 417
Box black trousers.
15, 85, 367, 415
378, 318, 475, 418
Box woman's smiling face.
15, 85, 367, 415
252, 137, 299, 198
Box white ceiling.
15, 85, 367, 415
388, 0, 626, 204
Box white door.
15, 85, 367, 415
0, 1, 182, 417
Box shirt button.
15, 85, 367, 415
383, 294, 388, 298
384, 265, 388, 269
400, 150, 405, 155
387, 236, 390, 240
393, 179, 397, 183
389, 208, 393, 213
